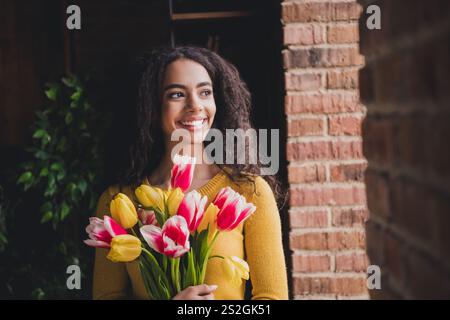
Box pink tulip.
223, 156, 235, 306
140, 215, 190, 258
213, 187, 256, 231
84, 215, 127, 248
170, 154, 195, 192
177, 190, 207, 232
138, 208, 158, 226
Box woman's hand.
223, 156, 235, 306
172, 284, 218, 300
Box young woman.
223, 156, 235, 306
92, 46, 288, 300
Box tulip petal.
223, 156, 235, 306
167, 188, 184, 216
227, 202, 256, 231
217, 197, 240, 231
158, 215, 191, 258
84, 239, 110, 248
103, 215, 127, 237
231, 256, 250, 280
140, 225, 164, 254
170, 154, 196, 192
86, 217, 112, 243
110, 193, 138, 229
107, 234, 142, 262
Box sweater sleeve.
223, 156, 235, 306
92, 187, 130, 300
243, 177, 289, 300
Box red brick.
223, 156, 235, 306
287, 141, 329, 161
290, 186, 366, 206
384, 232, 404, 283
332, 207, 368, 227
288, 163, 326, 183
283, 47, 364, 69
327, 69, 359, 89
292, 254, 331, 272
284, 24, 325, 45
390, 179, 433, 244
327, 231, 366, 250
362, 118, 395, 166
365, 169, 391, 219
290, 231, 366, 250
328, 24, 359, 44
330, 162, 367, 182
429, 193, 450, 259
333, 277, 368, 296
294, 276, 333, 295
290, 232, 327, 250
329, 115, 362, 136
293, 276, 367, 296
287, 140, 363, 161
282, 2, 362, 23
365, 221, 384, 267
290, 209, 329, 228
285, 72, 322, 91
285, 92, 362, 114
336, 253, 369, 272
288, 118, 324, 136
330, 140, 364, 159
407, 250, 450, 299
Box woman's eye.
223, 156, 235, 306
168, 92, 184, 99
201, 90, 212, 97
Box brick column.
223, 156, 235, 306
282, 0, 369, 299
359, 0, 450, 299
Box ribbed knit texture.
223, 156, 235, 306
92, 171, 289, 300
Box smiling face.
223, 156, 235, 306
160, 58, 216, 146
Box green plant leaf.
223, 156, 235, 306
41, 211, 53, 223
40, 201, 53, 213
83, 101, 91, 111
62, 77, 77, 88
45, 87, 58, 101
50, 163, 63, 171
39, 167, 49, 177
17, 171, 33, 184
33, 129, 47, 139
78, 179, 87, 195
35, 150, 49, 160
56, 169, 65, 181
70, 91, 82, 101
56, 137, 67, 152
60, 202, 70, 221
65, 112, 73, 125
79, 121, 87, 130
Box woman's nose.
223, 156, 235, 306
186, 94, 203, 111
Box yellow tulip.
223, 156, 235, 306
166, 187, 184, 216
222, 256, 250, 287
110, 193, 138, 229
107, 234, 142, 262
135, 185, 164, 211
197, 203, 219, 242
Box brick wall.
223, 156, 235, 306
282, 0, 369, 299
359, 0, 450, 299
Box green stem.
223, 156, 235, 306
130, 227, 138, 238
199, 230, 220, 283
175, 258, 181, 292
141, 248, 172, 299
170, 258, 181, 294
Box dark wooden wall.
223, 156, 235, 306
0, 0, 65, 147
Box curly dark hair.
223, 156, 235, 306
117, 46, 285, 207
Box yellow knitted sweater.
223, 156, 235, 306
92, 171, 289, 300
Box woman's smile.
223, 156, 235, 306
176, 116, 208, 131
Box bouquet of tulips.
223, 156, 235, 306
84, 155, 256, 299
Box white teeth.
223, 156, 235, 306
180, 119, 205, 126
